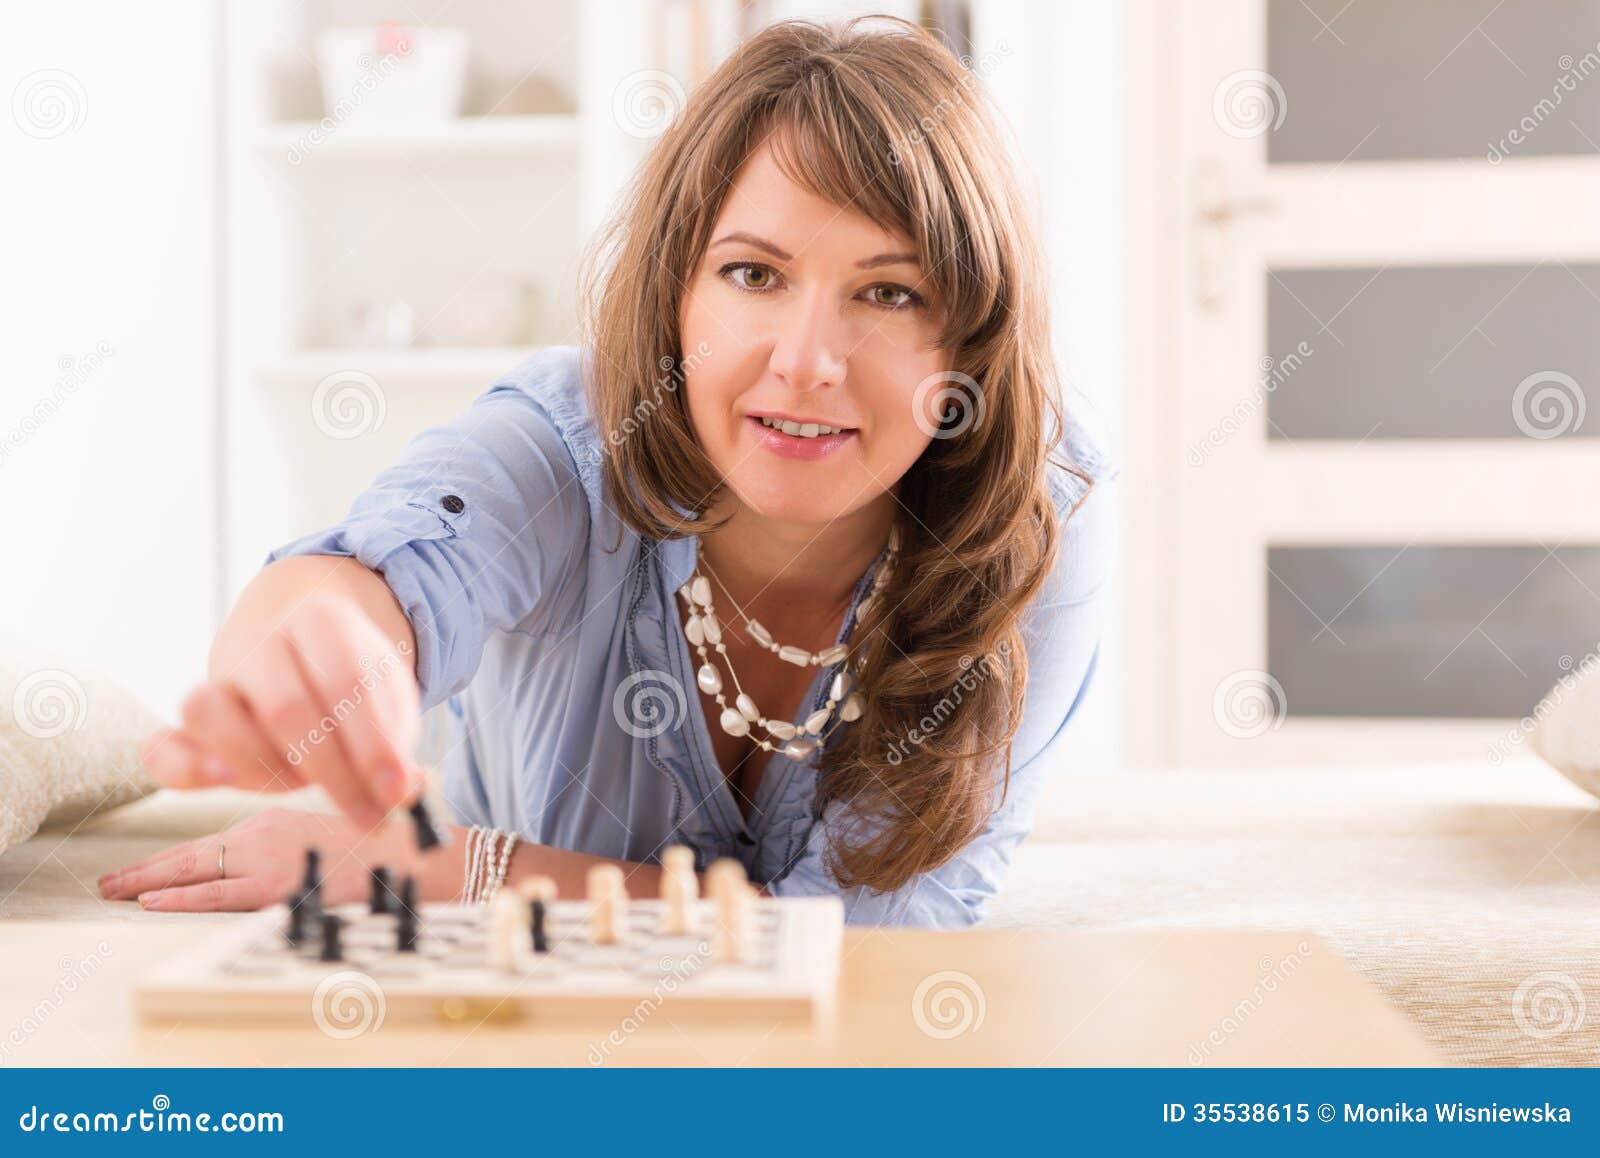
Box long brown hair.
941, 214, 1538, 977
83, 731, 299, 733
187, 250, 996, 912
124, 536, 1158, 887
581, 16, 1089, 892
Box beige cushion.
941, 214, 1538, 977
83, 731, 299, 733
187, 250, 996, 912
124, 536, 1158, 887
1529, 659, 1600, 800
0, 652, 158, 857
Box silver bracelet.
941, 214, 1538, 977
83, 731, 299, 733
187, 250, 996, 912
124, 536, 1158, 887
459, 824, 521, 905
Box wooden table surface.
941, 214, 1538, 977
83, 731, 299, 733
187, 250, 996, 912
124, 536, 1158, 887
0, 918, 1438, 1066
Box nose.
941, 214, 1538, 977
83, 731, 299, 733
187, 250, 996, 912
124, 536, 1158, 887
768, 287, 846, 392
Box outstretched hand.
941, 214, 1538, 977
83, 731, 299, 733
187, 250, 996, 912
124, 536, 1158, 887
142, 592, 423, 831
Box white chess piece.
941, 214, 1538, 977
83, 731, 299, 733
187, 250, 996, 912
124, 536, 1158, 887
588, 864, 626, 944
487, 889, 523, 972
659, 846, 698, 935
706, 858, 752, 964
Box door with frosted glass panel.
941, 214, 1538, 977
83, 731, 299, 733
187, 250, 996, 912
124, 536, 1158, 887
1174, 0, 1600, 765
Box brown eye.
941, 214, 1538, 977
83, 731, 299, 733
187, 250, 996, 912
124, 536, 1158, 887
865, 283, 921, 310
722, 263, 777, 291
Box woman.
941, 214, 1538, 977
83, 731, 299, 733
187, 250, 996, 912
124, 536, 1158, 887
100, 16, 1113, 927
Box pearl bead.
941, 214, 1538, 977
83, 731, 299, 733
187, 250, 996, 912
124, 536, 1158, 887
747, 620, 773, 647
830, 671, 853, 702
781, 738, 817, 760
696, 663, 722, 695
703, 612, 722, 645
690, 575, 712, 607
736, 693, 760, 722
840, 692, 863, 722
777, 645, 811, 667
818, 643, 848, 665
766, 720, 796, 741
856, 594, 877, 621
685, 615, 705, 646
803, 708, 831, 735
719, 708, 750, 737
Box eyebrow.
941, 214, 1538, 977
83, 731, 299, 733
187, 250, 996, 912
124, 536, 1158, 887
710, 230, 920, 270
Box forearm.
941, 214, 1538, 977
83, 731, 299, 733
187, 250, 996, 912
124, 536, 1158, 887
208, 555, 416, 681
413, 823, 664, 901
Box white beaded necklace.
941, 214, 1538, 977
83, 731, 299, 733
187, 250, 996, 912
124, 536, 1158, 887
676, 526, 900, 759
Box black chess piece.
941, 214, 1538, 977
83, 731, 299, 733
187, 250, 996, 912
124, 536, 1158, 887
319, 912, 344, 962
530, 897, 549, 954
397, 874, 419, 952
408, 798, 448, 851
285, 890, 310, 946
369, 866, 394, 914
301, 848, 322, 893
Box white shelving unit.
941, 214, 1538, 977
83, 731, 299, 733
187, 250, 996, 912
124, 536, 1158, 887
218, 0, 662, 601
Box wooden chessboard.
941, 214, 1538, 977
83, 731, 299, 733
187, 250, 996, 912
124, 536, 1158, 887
137, 896, 845, 1028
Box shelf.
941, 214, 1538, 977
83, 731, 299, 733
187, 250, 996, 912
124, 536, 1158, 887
258, 114, 579, 164
259, 347, 537, 386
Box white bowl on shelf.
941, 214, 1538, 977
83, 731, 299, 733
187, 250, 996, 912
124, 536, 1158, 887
314, 25, 469, 127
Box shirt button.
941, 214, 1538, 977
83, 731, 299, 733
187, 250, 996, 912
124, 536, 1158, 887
441, 494, 466, 514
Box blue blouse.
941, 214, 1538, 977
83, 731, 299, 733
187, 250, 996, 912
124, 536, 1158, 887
267, 346, 1115, 927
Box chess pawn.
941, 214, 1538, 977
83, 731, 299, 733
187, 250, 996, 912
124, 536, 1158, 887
659, 846, 698, 935
518, 875, 557, 954
706, 858, 752, 964
487, 889, 524, 972
587, 864, 627, 945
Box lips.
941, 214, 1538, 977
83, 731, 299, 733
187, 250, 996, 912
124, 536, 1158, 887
742, 409, 857, 460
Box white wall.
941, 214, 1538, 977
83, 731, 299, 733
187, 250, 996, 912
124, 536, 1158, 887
0, 3, 218, 719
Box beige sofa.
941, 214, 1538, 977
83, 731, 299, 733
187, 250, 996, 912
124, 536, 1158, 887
3, 754, 1596, 1065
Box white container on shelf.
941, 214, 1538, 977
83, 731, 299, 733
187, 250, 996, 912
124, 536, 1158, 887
314, 25, 469, 127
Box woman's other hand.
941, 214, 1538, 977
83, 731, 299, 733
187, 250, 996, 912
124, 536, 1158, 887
98, 806, 418, 912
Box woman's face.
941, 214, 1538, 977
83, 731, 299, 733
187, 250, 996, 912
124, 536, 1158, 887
678, 137, 951, 527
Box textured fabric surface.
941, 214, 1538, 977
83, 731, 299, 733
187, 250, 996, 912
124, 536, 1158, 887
4, 758, 1598, 1065
0, 652, 158, 857
991, 759, 1600, 1067
1531, 659, 1600, 802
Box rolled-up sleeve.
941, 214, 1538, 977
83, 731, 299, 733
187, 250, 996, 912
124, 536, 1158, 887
768, 452, 1117, 927
265, 378, 591, 711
